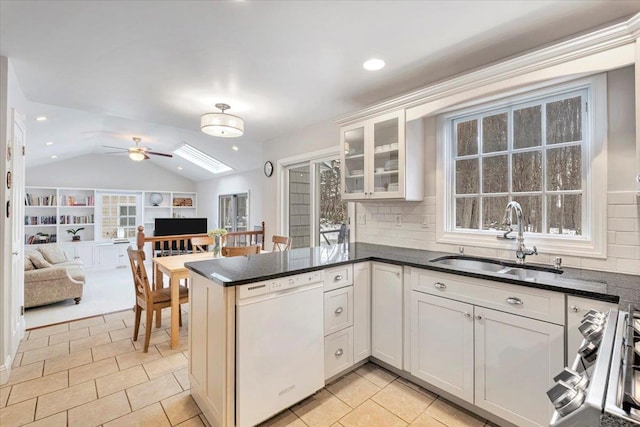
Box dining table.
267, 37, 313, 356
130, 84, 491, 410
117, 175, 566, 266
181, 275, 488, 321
152, 248, 270, 349
152, 251, 220, 349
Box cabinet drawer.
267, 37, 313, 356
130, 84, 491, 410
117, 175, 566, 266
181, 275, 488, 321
324, 265, 353, 291
324, 286, 354, 335
411, 268, 564, 325
324, 327, 353, 380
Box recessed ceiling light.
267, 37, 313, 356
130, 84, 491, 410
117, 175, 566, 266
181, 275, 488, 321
363, 58, 385, 71
36, 116, 47, 121
178, 166, 183, 170
232, 145, 239, 151
51, 155, 57, 159
45, 141, 53, 146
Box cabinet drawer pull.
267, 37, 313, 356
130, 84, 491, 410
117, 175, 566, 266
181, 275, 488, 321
464, 312, 472, 318
334, 307, 343, 315
335, 348, 344, 356
506, 297, 523, 306
433, 282, 446, 290
571, 305, 580, 312
334, 274, 343, 281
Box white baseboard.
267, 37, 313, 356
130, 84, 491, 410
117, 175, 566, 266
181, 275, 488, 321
0, 353, 12, 385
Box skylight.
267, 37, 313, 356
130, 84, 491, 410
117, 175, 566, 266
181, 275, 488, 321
173, 143, 233, 174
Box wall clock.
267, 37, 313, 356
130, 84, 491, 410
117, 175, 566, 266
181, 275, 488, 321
264, 161, 274, 177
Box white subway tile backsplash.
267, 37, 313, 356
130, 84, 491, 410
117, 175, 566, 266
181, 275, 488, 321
617, 232, 640, 246
607, 244, 640, 260
608, 192, 638, 205
607, 218, 637, 232
615, 205, 639, 218
355, 191, 639, 276
616, 259, 640, 275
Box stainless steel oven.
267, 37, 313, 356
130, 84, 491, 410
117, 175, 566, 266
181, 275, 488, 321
548, 305, 640, 426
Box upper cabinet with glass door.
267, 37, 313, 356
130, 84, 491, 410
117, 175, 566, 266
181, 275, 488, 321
340, 109, 423, 201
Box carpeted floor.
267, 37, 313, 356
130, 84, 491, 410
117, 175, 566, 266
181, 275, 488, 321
25, 266, 137, 329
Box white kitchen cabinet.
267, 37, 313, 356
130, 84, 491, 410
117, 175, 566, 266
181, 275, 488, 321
324, 327, 354, 379
324, 287, 353, 335
95, 242, 130, 268
410, 267, 565, 427
474, 306, 564, 427
353, 262, 371, 363
60, 242, 95, 268
566, 295, 617, 358
340, 110, 423, 201
411, 291, 474, 403
371, 262, 403, 369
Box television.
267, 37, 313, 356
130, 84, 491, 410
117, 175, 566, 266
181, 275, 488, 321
153, 218, 208, 254
154, 218, 208, 236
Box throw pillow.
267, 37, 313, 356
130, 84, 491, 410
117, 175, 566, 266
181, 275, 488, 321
24, 256, 35, 271
28, 250, 52, 269
38, 245, 69, 264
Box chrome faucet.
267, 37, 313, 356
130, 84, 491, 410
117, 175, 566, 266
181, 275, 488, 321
497, 201, 537, 264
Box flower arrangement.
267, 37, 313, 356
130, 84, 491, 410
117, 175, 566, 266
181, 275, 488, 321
207, 228, 228, 237
208, 228, 227, 257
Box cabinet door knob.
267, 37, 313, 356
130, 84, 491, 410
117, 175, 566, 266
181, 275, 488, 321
506, 297, 523, 306
464, 312, 472, 318
335, 348, 344, 356
334, 274, 343, 281
571, 305, 580, 312
334, 307, 343, 315
12, 251, 19, 255
475, 315, 483, 320
433, 282, 446, 290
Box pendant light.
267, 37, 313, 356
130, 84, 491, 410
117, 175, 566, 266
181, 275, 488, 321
200, 103, 244, 137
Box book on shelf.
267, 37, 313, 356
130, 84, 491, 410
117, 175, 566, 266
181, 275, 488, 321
25, 193, 57, 206
60, 195, 94, 207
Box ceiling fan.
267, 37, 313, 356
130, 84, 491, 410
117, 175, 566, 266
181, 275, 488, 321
102, 137, 173, 161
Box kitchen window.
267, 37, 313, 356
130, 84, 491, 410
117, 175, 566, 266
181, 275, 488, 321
437, 75, 607, 258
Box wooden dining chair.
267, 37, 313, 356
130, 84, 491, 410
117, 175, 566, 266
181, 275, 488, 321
127, 247, 189, 352
221, 245, 261, 257
272, 235, 292, 252
191, 236, 213, 253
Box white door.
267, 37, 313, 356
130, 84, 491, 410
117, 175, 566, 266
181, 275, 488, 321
474, 307, 564, 427
10, 110, 26, 352
371, 262, 403, 369
411, 291, 474, 403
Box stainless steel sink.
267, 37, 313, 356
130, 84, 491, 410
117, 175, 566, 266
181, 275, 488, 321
429, 255, 563, 280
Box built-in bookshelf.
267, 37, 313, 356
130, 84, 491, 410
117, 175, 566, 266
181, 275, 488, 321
25, 187, 197, 245
142, 191, 198, 235
25, 187, 96, 244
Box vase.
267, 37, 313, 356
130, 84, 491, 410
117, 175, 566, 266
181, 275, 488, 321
213, 235, 222, 257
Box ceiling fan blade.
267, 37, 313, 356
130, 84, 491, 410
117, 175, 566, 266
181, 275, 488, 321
101, 145, 128, 151
103, 151, 128, 155
146, 151, 173, 158
143, 153, 150, 160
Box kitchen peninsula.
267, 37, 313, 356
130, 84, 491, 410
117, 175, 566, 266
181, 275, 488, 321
185, 243, 638, 427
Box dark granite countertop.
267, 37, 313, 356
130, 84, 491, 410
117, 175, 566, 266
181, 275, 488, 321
185, 243, 640, 306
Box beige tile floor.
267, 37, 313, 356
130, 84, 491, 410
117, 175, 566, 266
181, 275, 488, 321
1, 309, 493, 427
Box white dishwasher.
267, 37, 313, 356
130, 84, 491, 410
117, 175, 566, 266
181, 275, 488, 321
236, 271, 325, 427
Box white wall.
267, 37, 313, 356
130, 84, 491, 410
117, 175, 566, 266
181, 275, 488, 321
261, 120, 338, 242
26, 153, 196, 191
196, 168, 264, 231
356, 66, 640, 275
1, 56, 29, 384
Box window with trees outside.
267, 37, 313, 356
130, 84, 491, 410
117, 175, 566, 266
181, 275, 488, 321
439, 75, 606, 257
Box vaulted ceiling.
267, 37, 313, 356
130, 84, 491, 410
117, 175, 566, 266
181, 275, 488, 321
2, 1, 639, 181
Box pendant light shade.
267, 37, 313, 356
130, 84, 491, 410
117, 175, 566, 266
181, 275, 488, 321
201, 103, 244, 137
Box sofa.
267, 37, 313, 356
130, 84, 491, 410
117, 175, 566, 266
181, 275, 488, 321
24, 245, 85, 308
